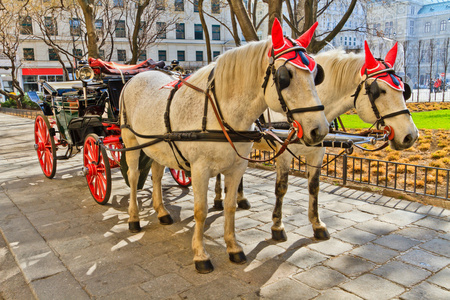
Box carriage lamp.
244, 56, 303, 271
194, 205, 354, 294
76, 65, 94, 83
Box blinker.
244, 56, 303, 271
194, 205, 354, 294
315, 64, 325, 86
276, 65, 292, 90
403, 83, 411, 100
368, 80, 381, 99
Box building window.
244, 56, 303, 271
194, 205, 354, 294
194, 0, 199, 12
20, 16, 33, 35
48, 48, 58, 61
23, 48, 35, 61
176, 23, 185, 39
23, 75, 38, 92
213, 51, 220, 59
424, 22, 431, 33
139, 50, 147, 61
95, 19, 103, 35
196, 51, 203, 62
73, 48, 83, 59
116, 20, 126, 38
70, 18, 81, 36
156, 22, 166, 39
113, 0, 124, 7
117, 49, 126, 62
212, 25, 220, 40
158, 50, 167, 61
385, 21, 393, 36
211, 0, 220, 14
409, 20, 414, 35
177, 50, 185, 62
373, 23, 381, 36
440, 20, 447, 32
45, 17, 58, 36
175, 0, 184, 12
194, 24, 203, 40
156, 0, 165, 10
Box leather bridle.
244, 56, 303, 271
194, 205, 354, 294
352, 62, 410, 131
261, 44, 324, 124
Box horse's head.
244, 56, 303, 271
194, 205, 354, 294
263, 19, 328, 146
354, 41, 418, 150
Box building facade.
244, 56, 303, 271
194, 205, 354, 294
366, 0, 450, 87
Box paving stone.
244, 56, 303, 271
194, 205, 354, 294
31, 271, 89, 300
373, 234, 421, 251
236, 228, 270, 246
395, 226, 440, 242
374, 196, 393, 205
353, 219, 398, 236
350, 243, 399, 264
427, 267, 450, 289
372, 261, 431, 286
294, 266, 348, 290
315, 288, 363, 300
321, 215, 357, 231
283, 247, 328, 270
356, 203, 395, 215
399, 249, 449, 272
399, 281, 450, 300
140, 273, 192, 299
260, 278, 319, 299
180, 275, 253, 300
420, 238, 450, 257
322, 201, 354, 213
324, 255, 376, 277
338, 210, 375, 222
340, 274, 404, 300
378, 210, 426, 226
334, 227, 378, 245
307, 238, 353, 256
414, 216, 450, 232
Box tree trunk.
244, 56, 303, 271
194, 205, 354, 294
130, 0, 151, 64
77, 0, 99, 59
228, 0, 258, 41
268, 0, 283, 34
199, 0, 212, 63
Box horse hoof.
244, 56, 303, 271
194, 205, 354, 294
213, 200, 224, 210
272, 229, 287, 241
158, 215, 174, 225
229, 252, 247, 264
314, 228, 330, 240
195, 260, 214, 274
129, 222, 141, 233
237, 199, 251, 210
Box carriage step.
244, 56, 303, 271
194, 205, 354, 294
56, 155, 70, 160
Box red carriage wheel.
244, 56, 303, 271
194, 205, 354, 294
83, 134, 111, 204
34, 114, 57, 179
169, 168, 192, 187
106, 141, 123, 168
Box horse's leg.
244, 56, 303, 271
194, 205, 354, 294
223, 164, 247, 264
191, 165, 214, 273
121, 130, 142, 232
213, 174, 224, 210
236, 177, 251, 209
271, 153, 291, 241
306, 148, 330, 240
151, 162, 173, 225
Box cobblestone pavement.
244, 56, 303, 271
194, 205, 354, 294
1, 113, 449, 300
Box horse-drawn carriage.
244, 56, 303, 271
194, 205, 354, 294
34, 59, 191, 205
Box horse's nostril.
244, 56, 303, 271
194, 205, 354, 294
403, 134, 413, 145
310, 127, 320, 142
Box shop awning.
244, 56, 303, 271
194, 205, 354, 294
22, 68, 63, 75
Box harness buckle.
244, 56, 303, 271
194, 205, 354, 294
291, 120, 303, 139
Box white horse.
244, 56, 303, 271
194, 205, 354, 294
215, 41, 419, 241
119, 19, 329, 273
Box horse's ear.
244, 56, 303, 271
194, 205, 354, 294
271, 18, 285, 50
296, 22, 318, 48
364, 41, 379, 71
385, 42, 398, 68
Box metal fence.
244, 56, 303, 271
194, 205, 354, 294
252, 150, 450, 201
0, 107, 40, 119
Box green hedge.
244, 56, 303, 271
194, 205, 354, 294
1, 95, 40, 110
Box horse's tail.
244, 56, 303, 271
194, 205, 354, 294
119, 79, 133, 127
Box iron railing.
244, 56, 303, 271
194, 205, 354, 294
251, 150, 450, 201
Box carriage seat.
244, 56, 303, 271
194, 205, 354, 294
88, 58, 165, 76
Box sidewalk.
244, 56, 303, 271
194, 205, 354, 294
0, 113, 449, 299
